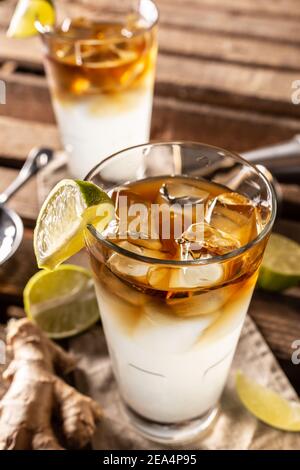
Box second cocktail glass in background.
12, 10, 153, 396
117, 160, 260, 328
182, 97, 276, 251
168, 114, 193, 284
40, 0, 158, 178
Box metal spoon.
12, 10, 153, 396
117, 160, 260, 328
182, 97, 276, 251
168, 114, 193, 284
0, 148, 53, 265
242, 134, 300, 168
160, 136, 300, 207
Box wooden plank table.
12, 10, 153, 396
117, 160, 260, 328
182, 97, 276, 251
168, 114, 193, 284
0, 0, 300, 395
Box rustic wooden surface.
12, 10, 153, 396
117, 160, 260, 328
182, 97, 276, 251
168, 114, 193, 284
0, 0, 300, 392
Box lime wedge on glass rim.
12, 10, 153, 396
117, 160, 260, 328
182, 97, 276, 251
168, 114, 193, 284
236, 371, 300, 432
34, 179, 114, 270
24, 265, 100, 339
7, 0, 55, 38
257, 233, 300, 292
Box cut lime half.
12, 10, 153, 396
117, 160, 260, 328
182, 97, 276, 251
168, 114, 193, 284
24, 265, 100, 339
258, 233, 300, 292
236, 371, 300, 432
34, 179, 114, 270
7, 0, 55, 38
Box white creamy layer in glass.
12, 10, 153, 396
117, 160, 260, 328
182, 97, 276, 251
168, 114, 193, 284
53, 84, 154, 179
94, 277, 255, 423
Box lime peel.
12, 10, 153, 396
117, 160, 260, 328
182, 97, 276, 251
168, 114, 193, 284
258, 233, 300, 292
24, 264, 100, 339
34, 179, 114, 270
75, 180, 109, 207
7, 0, 56, 38
236, 371, 300, 432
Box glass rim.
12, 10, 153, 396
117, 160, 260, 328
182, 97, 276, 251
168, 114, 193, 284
85, 141, 277, 266
38, 0, 159, 44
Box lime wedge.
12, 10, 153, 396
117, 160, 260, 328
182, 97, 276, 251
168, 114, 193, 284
257, 233, 300, 292
34, 179, 114, 270
236, 371, 300, 431
24, 265, 100, 338
7, 0, 55, 38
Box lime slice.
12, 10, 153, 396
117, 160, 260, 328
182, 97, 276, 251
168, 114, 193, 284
34, 179, 114, 270
257, 233, 300, 292
24, 265, 99, 339
7, 0, 55, 38
236, 371, 300, 431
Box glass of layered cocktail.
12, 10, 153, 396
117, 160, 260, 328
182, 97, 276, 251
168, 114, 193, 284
84, 142, 276, 444
40, 0, 158, 178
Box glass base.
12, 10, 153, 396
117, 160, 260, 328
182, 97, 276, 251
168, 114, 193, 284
123, 404, 219, 445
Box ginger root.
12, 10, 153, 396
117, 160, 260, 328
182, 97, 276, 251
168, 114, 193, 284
0, 318, 102, 450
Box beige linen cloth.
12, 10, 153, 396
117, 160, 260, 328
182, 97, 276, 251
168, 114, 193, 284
70, 317, 300, 450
